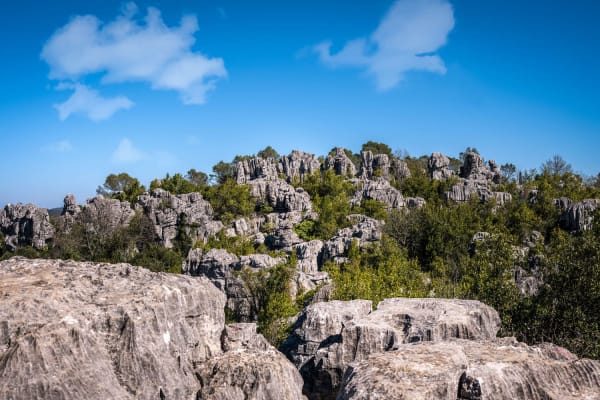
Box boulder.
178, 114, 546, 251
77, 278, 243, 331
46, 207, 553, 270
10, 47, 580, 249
293, 240, 324, 273
236, 157, 279, 184
248, 178, 312, 213
390, 158, 411, 180
62, 193, 80, 216
322, 215, 383, 263
0, 257, 225, 400
558, 199, 599, 232
0, 203, 55, 251
338, 338, 600, 400
135, 189, 222, 248
460, 152, 490, 181
324, 147, 356, 177
358, 151, 391, 179
282, 297, 499, 399
196, 323, 306, 400
351, 178, 425, 211
428, 152, 455, 180
444, 180, 493, 203
278, 150, 321, 183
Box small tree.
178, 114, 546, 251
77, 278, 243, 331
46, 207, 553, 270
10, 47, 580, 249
97, 173, 145, 203
541, 155, 572, 176
257, 146, 279, 159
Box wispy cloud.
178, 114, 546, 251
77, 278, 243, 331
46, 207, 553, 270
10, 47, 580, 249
54, 83, 133, 121
41, 2, 226, 120
314, 0, 455, 90
42, 139, 73, 152
112, 138, 145, 163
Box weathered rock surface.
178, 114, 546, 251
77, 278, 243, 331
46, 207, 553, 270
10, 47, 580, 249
428, 152, 455, 180
195, 323, 307, 400
351, 178, 423, 210
558, 198, 599, 232
236, 157, 279, 184
283, 297, 500, 399
82, 195, 136, 229
445, 180, 493, 203
337, 338, 600, 400
324, 148, 356, 177
248, 178, 312, 213
358, 151, 391, 180
278, 150, 321, 183
0, 203, 55, 251
294, 240, 324, 273
322, 215, 383, 263
135, 189, 223, 248
0, 257, 225, 400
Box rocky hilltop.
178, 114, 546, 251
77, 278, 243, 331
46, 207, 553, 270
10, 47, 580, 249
1, 257, 599, 399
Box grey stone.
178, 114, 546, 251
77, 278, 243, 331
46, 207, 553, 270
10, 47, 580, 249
294, 240, 324, 273
0, 203, 55, 251
558, 198, 600, 232
322, 215, 383, 263
0, 257, 225, 400
337, 338, 600, 400
248, 178, 312, 213
324, 147, 356, 177
236, 157, 279, 184
428, 152, 455, 180
278, 150, 321, 183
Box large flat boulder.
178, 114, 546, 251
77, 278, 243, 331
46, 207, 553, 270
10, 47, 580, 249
338, 338, 600, 400
0, 257, 225, 400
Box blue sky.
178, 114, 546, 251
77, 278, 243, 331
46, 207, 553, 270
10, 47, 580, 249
1, 0, 599, 207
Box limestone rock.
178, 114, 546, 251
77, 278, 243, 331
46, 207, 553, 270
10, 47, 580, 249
460, 152, 489, 181
248, 178, 312, 213
278, 150, 321, 183
281, 300, 373, 399
294, 240, 324, 273
62, 193, 80, 216
135, 189, 222, 248
351, 178, 424, 211
558, 198, 599, 232
444, 180, 493, 203
337, 338, 600, 400
322, 215, 383, 263
196, 324, 306, 400
282, 298, 499, 399
358, 151, 391, 179
390, 158, 411, 180
324, 147, 356, 177
0, 203, 55, 251
83, 195, 135, 229
0, 257, 225, 400
236, 157, 279, 184
428, 152, 455, 180
492, 191, 513, 206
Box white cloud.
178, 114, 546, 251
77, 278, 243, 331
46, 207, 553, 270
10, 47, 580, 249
41, 2, 226, 113
315, 0, 455, 90
42, 140, 73, 152
54, 83, 133, 121
112, 138, 146, 163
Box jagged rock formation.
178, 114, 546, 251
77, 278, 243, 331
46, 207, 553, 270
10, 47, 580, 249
248, 178, 312, 213
0, 257, 225, 399
195, 323, 306, 400
337, 338, 600, 400
0, 203, 55, 251
324, 147, 356, 177
236, 150, 321, 185
81, 195, 136, 229
428, 152, 455, 180
279, 150, 321, 183
322, 215, 383, 264
283, 298, 500, 399
136, 189, 223, 248
558, 198, 599, 232
357, 151, 410, 181
351, 178, 425, 210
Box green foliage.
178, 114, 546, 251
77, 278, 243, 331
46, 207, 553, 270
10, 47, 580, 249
130, 244, 183, 273
211, 160, 236, 184
239, 257, 299, 346
352, 199, 387, 220
150, 173, 199, 195
196, 229, 257, 256
294, 219, 317, 241
300, 170, 355, 239
204, 178, 255, 224
361, 141, 393, 158
97, 172, 145, 203
324, 236, 426, 305
186, 169, 209, 187
257, 145, 279, 159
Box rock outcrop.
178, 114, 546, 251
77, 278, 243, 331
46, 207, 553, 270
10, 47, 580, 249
322, 215, 383, 263
236, 157, 279, 184
338, 338, 600, 400
324, 147, 356, 177
351, 178, 425, 210
248, 178, 312, 213
135, 189, 223, 248
0, 203, 55, 251
283, 297, 500, 399
278, 150, 321, 183
428, 152, 455, 180
195, 323, 306, 400
558, 198, 599, 232
0, 257, 225, 399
